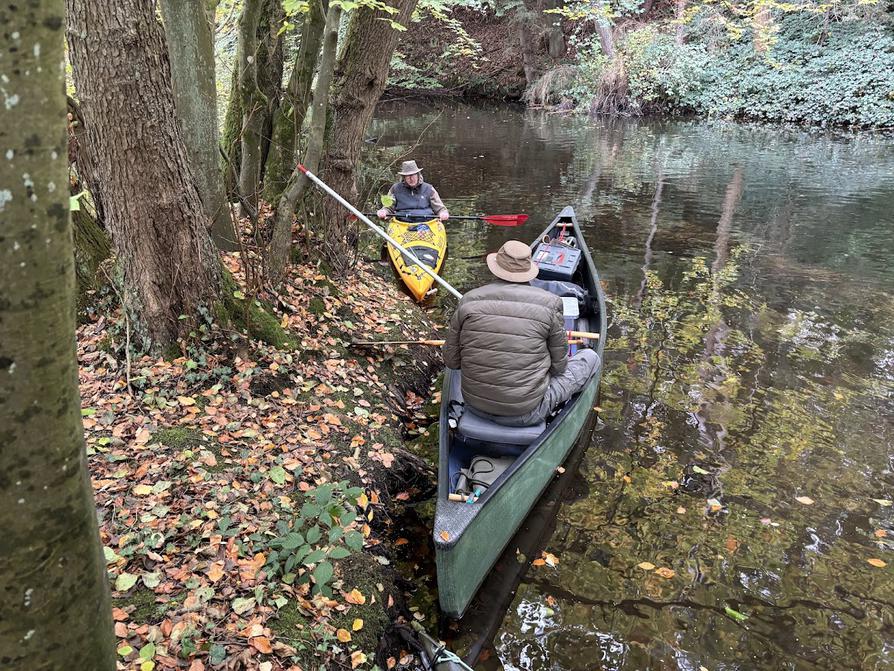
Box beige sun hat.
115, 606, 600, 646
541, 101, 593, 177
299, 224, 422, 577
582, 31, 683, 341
397, 160, 423, 176
486, 240, 539, 283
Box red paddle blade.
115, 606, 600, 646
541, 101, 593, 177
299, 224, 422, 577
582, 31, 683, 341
481, 214, 528, 226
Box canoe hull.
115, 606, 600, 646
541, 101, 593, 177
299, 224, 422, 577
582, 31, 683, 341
386, 218, 447, 301
435, 372, 600, 618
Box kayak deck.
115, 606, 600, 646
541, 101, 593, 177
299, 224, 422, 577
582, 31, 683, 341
385, 217, 447, 301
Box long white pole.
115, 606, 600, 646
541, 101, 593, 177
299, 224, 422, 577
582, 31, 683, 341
297, 164, 464, 300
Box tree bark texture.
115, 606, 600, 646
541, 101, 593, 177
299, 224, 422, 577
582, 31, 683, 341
160, 0, 237, 250
0, 3, 116, 669
320, 0, 420, 272
268, 4, 341, 281
67, 0, 221, 347
263, 0, 327, 204
237, 0, 284, 207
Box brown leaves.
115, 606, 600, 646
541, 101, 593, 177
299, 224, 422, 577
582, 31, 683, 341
867, 558, 887, 568
345, 589, 366, 605
637, 561, 675, 579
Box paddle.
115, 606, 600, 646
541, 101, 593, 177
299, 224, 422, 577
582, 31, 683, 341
361, 212, 528, 227
297, 164, 464, 299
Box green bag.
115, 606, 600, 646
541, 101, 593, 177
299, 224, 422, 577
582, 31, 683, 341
455, 456, 515, 496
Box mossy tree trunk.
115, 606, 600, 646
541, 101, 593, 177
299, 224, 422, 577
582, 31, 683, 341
236, 0, 284, 208
221, 64, 243, 194
160, 0, 237, 250
268, 3, 341, 282
0, 3, 116, 668
263, 0, 327, 204
319, 0, 420, 273
67, 0, 221, 348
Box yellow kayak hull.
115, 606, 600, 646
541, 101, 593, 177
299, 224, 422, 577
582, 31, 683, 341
385, 218, 447, 302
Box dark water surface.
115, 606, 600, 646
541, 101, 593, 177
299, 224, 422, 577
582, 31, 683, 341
369, 102, 894, 671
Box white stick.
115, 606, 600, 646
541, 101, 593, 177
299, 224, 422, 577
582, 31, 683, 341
297, 164, 464, 299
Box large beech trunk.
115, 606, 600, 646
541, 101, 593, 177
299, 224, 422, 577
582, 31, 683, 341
319, 0, 421, 272
0, 3, 116, 668
67, 0, 220, 347
160, 0, 237, 250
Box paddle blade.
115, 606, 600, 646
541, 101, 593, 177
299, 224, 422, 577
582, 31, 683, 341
481, 214, 528, 226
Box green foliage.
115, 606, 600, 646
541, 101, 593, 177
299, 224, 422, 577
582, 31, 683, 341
388, 53, 444, 89
555, 15, 894, 127
263, 481, 366, 595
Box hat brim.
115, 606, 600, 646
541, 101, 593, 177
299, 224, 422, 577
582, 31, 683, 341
398, 168, 422, 176
486, 252, 539, 283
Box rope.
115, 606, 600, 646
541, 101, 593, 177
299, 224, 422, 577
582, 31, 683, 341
431, 648, 477, 670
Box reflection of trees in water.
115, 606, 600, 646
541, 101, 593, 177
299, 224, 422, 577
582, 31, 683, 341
522, 245, 894, 669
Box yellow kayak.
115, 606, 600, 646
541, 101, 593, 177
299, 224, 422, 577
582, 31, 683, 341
386, 217, 447, 301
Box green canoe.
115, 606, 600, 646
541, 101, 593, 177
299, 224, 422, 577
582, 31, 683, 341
434, 206, 608, 618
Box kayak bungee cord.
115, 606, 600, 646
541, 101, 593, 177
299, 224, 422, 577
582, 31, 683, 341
296, 164, 464, 300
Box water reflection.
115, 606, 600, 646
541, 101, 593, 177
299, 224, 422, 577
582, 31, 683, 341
370, 101, 894, 670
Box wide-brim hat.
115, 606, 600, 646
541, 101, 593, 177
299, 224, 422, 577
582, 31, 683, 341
397, 160, 423, 176
486, 240, 539, 283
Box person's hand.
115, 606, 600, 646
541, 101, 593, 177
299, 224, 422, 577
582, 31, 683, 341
439, 210, 450, 222
376, 208, 389, 219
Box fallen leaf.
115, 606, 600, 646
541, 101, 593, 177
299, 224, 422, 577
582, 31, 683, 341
115, 572, 139, 592
133, 484, 152, 496
676, 506, 687, 514
874, 529, 887, 538
873, 499, 893, 507
352, 618, 364, 631
111, 607, 129, 621
337, 629, 352, 643
251, 636, 273, 654
724, 605, 748, 622
351, 651, 367, 669
543, 551, 559, 567
439, 530, 450, 542
176, 396, 196, 406
795, 496, 814, 505
654, 567, 676, 579
394, 538, 409, 546
637, 561, 656, 571
345, 589, 366, 605
207, 562, 225, 583
532, 558, 545, 566
868, 558, 887, 568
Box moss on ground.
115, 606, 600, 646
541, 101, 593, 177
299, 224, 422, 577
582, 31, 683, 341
217, 269, 297, 349
153, 426, 203, 450
113, 587, 162, 623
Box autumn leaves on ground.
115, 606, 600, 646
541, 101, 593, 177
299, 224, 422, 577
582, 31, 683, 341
82, 254, 440, 671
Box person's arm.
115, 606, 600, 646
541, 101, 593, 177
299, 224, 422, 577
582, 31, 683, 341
547, 308, 568, 376
442, 304, 462, 370
376, 186, 397, 218
429, 187, 449, 220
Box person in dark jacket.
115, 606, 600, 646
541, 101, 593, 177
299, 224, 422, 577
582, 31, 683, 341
376, 160, 450, 221
443, 240, 600, 426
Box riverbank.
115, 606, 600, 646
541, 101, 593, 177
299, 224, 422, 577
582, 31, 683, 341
394, 7, 894, 128
82, 250, 445, 670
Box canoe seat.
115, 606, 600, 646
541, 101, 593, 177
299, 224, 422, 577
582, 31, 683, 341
458, 409, 546, 446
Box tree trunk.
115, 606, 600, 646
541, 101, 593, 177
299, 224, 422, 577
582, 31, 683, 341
675, 0, 687, 45
67, 0, 221, 348
263, 0, 327, 203
221, 64, 243, 194
0, 4, 116, 669
160, 0, 237, 250
268, 4, 341, 281
236, 0, 284, 207
319, 0, 421, 273
237, 0, 266, 207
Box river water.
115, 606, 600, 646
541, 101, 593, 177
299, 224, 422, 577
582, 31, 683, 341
369, 102, 894, 671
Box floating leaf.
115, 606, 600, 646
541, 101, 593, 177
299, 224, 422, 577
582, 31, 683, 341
637, 561, 656, 571
874, 529, 887, 538
724, 606, 748, 622
655, 567, 675, 579
795, 496, 814, 505
872, 499, 892, 507
867, 558, 887, 568
692, 465, 710, 475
